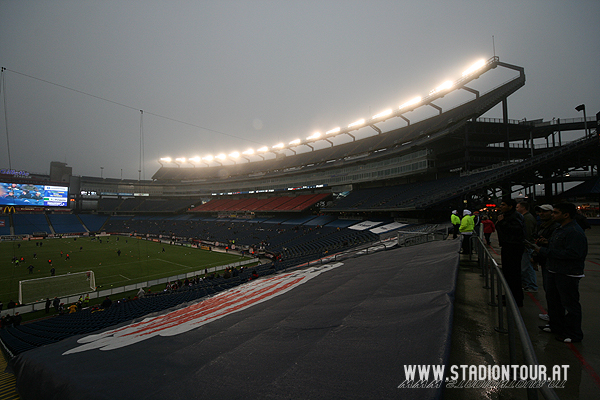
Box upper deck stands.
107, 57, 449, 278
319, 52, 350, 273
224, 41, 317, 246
97, 198, 123, 212
190, 194, 329, 213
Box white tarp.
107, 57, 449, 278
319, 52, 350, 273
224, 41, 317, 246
369, 222, 408, 234
347, 220, 382, 231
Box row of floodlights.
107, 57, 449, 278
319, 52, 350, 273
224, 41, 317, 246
160, 59, 487, 166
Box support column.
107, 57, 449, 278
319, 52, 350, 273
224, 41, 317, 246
503, 98, 510, 160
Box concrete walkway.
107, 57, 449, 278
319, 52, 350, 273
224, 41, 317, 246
446, 228, 600, 399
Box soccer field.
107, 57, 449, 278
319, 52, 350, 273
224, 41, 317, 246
0, 236, 251, 305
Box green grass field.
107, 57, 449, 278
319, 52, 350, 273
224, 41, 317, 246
0, 236, 251, 305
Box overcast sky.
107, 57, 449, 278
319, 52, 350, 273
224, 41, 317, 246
1, 0, 599, 180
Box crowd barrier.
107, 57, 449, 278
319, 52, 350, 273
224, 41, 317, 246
473, 236, 560, 400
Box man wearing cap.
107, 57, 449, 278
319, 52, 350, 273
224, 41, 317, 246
516, 201, 538, 292
459, 210, 475, 254
451, 210, 460, 239
532, 204, 560, 321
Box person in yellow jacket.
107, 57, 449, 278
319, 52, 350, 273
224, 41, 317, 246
451, 210, 461, 239
459, 209, 475, 254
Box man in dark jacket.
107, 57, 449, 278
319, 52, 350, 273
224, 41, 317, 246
495, 198, 525, 307
534, 203, 587, 343
533, 204, 560, 321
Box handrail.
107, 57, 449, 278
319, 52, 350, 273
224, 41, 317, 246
473, 235, 560, 400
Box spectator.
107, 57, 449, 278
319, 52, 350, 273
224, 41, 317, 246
45, 298, 51, 313
1, 314, 12, 328
459, 210, 475, 254
450, 210, 460, 239
516, 202, 538, 293
53, 297, 60, 312
13, 312, 22, 326
101, 296, 112, 309
533, 204, 560, 301
495, 198, 525, 307
534, 203, 587, 343
481, 216, 496, 246
574, 210, 591, 231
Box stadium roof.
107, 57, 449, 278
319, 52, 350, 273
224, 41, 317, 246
152, 57, 525, 182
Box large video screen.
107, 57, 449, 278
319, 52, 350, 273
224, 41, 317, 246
0, 181, 69, 207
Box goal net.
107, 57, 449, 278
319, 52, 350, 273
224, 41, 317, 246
19, 271, 96, 305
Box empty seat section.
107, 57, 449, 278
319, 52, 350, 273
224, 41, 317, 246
48, 214, 86, 233
290, 193, 331, 211
0, 216, 11, 235
78, 214, 109, 232
245, 197, 279, 211
273, 194, 314, 211
259, 196, 294, 211
118, 198, 145, 211
12, 214, 51, 235
97, 198, 124, 212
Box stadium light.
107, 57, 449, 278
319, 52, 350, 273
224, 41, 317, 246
228, 151, 242, 164
372, 109, 393, 120
188, 156, 201, 167
158, 157, 171, 166
430, 81, 453, 95
231, 151, 250, 162
348, 119, 365, 129
175, 157, 186, 163
326, 127, 341, 135
211, 153, 226, 166
399, 96, 421, 110
244, 148, 262, 160
272, 143, 285, 149
307, 132, 321, 140
202, 155, 214, 166
256, 146, 272, 158
462, 59, 486, 77
289, 139, 301, 146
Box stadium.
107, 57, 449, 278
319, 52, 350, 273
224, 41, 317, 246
1, 55, 599, 399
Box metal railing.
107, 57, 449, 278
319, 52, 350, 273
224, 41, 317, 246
473, 235, 560, 400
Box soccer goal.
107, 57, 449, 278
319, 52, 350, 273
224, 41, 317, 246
19, 271, 96, 305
